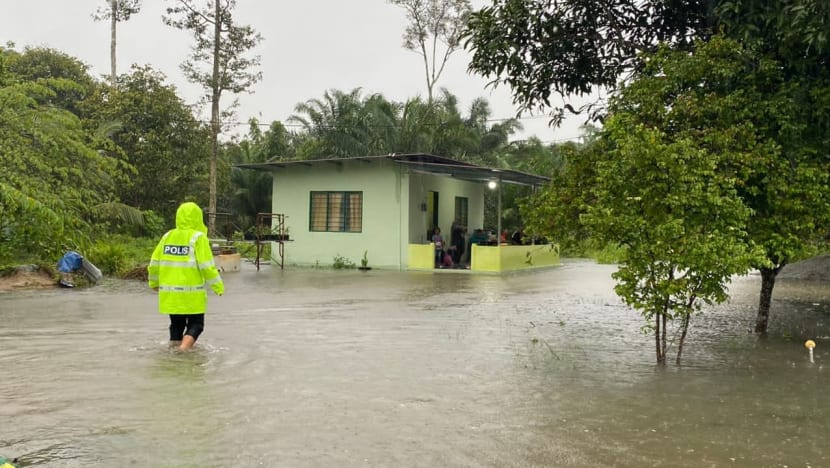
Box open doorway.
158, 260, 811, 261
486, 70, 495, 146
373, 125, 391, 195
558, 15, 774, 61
426, 190, 439, 237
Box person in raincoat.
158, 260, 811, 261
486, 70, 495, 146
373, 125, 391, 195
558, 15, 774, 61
148, 202, 224, 350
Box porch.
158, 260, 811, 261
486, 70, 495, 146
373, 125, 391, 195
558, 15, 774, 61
407, 242, 560, 273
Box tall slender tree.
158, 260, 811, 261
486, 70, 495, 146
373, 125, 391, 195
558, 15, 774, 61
164, 0, 262, 235
389, 0, 472, 104
93, 0, 142, 86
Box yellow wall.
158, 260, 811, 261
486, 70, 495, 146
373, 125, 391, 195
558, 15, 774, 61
407, 243, 435, 270
470, 244, 560, 272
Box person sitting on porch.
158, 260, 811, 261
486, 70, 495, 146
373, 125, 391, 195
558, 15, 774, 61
511, 227, 525, 245
440, 251, 454, 268
450, 221, 466, 264
431, 227, 445, 267
469, 228, 488, 247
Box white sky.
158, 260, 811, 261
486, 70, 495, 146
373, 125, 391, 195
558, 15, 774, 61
1, 0, 590, 144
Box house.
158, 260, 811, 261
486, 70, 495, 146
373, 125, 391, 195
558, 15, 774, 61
236, 153, 559, 272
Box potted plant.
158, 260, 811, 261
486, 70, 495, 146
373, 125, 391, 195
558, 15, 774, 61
358, 250, 371, 271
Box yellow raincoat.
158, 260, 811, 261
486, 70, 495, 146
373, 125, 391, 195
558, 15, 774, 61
148, 203, 224, 313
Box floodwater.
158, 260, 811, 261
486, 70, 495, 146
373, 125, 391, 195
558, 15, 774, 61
1, 260, 828, 467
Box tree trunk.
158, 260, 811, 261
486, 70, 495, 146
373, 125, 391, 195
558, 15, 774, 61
661, 313, 667, 363
208, 0, 222, 237
110, 0, 117, 85
675, 314, 690, 365
754, 266, 781, 335
654, 314, 666, 364
423, 56, 433, 105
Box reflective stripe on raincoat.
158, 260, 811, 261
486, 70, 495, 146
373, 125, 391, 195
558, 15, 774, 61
148, 202, 224, 314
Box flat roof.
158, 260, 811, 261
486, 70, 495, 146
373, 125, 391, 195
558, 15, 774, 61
235, 153, 550, 187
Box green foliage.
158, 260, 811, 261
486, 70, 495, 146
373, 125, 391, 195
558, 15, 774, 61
164, 0, 263, 234
584, 120, 761, 362
618, 36, 830, 266
577, 35, 830, 359
290, 88, 400, 158
93, 0, 142, 22
82, 65, 210, 218
361, 250, 369, 268
140, 210, 166, 238
588, 243, 626, 265
463, 0, 711, 123
288, 88, 521, 163
523, 34, 830, 343
223, 119, 275, 232
87, 235, 155, 276
587, 120, 761, 301
0, 183, 63, 263
116, 235, 156, 264
5, 46, 97, 116
88, 240, 129, 275
463, 0, 830, 126
521, 138, 603, 252
716, 0, 830, 60
332, 254, 356, 269
0, 46, 127, 262
89, 201, 144, 229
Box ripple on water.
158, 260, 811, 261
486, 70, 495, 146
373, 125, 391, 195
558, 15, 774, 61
2, 262, 829, 467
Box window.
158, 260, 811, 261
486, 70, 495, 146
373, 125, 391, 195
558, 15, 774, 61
310, 191, 363, 232
454, 196, 468, 226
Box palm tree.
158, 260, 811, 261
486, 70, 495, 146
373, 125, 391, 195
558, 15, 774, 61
290, 88, 372, 158
226, 121, 274, 232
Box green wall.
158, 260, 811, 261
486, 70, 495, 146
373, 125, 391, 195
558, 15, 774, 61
270, 159, 487, 270
270, 159, 407, 269
407, 172, 485, 244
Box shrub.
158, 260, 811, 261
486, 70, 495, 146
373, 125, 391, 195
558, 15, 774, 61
333, 254, 355, 269
88, 241, 128, 275
141, 210, 166, 238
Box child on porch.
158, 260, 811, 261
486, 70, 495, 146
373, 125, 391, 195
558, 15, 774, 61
431, 226, 445, 268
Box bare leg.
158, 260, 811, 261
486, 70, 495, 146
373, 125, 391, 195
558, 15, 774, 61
178, 335, 196, 350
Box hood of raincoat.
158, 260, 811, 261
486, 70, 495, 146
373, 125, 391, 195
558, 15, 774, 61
175, 202, 208, 234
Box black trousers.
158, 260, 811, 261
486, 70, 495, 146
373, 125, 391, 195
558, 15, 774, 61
169, 314, 205, 340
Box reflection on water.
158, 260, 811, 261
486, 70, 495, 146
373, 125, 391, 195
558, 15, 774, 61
1, 261, 828, 467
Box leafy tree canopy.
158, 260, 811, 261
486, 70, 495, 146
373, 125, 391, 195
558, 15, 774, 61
525, 36, 830, 355
464, 0, 830, 124
288, 88, 521, 165
5, 46, 97, 117
82, 65, 210, 218
0, 47, 126, 261
464, 0, 715, 123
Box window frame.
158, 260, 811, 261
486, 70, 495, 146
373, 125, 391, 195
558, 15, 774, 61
309, 191, 363, 233
454, 196, 469, 227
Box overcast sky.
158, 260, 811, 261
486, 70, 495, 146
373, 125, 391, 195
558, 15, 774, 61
1, 0, 590, 143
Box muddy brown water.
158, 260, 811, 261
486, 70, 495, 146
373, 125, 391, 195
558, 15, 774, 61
1, 260, 828, 467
